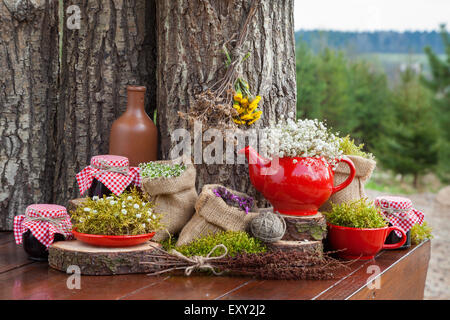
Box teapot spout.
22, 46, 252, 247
238, 146, 270, 193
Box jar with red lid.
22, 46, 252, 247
13, 204, 73, 261
76, 155, 142, 199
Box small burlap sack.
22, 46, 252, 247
320, 155, 376, 212
176, 184, 259, 246
142, 158, 197, 242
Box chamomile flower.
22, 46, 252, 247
121, 209, 127, 215
136, 213, 142, 219
84, 207, 91, 212
133, 204, 140, 209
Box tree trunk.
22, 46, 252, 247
156, 0, 296, 199
54, 0, 157, 205
0, 0, 59, 230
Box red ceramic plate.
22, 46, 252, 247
72, 229, 155, 247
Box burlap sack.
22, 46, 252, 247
176, 184, 259, 246
320, 155, 376, 212
142, 158, 197, 242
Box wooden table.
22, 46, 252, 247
0, 232, 430, 300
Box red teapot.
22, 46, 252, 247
240, 146, 356, 216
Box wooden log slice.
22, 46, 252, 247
281, 213, 327, 242
268, 240, 323, 256
48, 240, 163, 275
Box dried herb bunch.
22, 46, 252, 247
213, 187, 254, 214
178, 0, 261, 130
71, 188, 164, 236
142, 245, 348, 280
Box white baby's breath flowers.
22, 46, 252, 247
260, 118, 343, 170
92, 210, 98, 214
133, 204, 140, 209
127, 196, 133, 201
92, 196, 99, 201
121, 209, 127, 215
136, 213, 142, 219
141, 223, 146, 229
83, 207, 91, 212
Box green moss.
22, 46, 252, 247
139, 162, 186, 179
71, 188, 164, 235
169, 231, 267, 257
296, 223, 326, 240
339, 135, 374, 159
411, 221, 433, 245
324, 198, 388, 229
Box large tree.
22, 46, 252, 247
0, 0, 59, 230
156, 0, 296, 198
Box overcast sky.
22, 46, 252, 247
294, 0, 450, 32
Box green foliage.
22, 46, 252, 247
71, 188, 164, 235
324, 198, 388, 229
339, 135, 374, 159
376, 67, 440, 187
170, 231, 267, 258
139, 162, 186, 179
296, 41, 389, 152
421, 25, 450, 182
410, 221, 433, 245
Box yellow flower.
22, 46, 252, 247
234, 92, 243, 102
247, 102, 258, 113
240, 113, 254, 121
251, 96, 262, 104
240, 98, 249, 107
233, 118, 246, 125
247, 112, 262, 125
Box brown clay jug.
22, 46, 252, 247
109, 86, 158, 166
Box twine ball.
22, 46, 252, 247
250, 211, 286, 243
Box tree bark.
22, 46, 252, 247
54, 0, 157, 205
156, 0, 296, 199
0, 0, 59, 230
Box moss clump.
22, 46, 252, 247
411, 221, 433, 245
71, 188, 164, 235
139, 162, 186, 179
166, 231, 267, 257
324, 198, 388, 229
339, 135, 374, 160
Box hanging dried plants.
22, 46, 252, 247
178, 0, 261, 131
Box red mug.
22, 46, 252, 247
327, 223, 407, 260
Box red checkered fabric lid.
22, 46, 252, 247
76, 155, 141, 196
375, 196, 424, 236
14, 204, 73, 248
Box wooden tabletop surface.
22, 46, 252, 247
0, 232, 430, 300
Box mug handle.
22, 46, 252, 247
382, 226, 407, 249
331, 157, 356, 195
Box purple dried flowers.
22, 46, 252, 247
213, 187, 254, 214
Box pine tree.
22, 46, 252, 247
378, 68, 439, 187
421, 24, 450, 181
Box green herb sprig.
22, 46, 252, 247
139, 162, 186, 180
162, 231, 267, 257
339, 135, 374, 160
324, 198, 388, 229
71, 188, 164, 235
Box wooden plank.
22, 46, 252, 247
123, 275, 255, 300
348, 241, 431, 300
218, 259, 368, 300
0, 241, 34, 274
0, 262, 169, 300
0, 232, 14, 245
314, 241, 431, 300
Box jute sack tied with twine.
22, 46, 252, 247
176, 184, 259, 247
142, 158, 197, 242
320, 155, 376, 212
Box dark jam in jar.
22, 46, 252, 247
88, 178, 114, 198
22, 230, 65, 262
385, 223, 411, 249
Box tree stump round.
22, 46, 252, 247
49, 240, 163, 276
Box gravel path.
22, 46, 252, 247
366, 189, 450, 300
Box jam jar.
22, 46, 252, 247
14, 204, 72, 262
77, 155, 140, 199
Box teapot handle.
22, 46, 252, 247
331, 157, 356, 195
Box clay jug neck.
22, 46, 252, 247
126, 86, 147, 117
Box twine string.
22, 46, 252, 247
92, 159, 129, 176
378, 202, 410, 220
